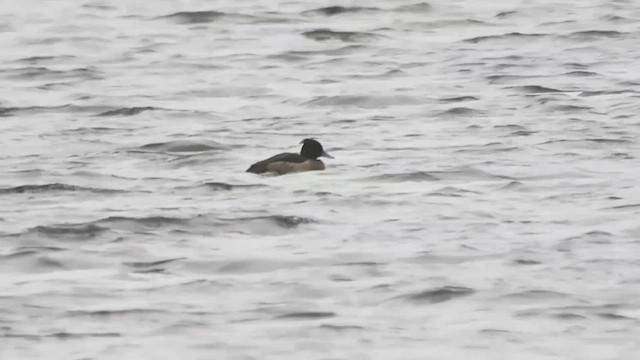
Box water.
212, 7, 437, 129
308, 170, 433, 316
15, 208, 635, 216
1, 0, 640, 359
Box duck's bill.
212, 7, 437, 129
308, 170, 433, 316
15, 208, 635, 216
321, 151, 334, 159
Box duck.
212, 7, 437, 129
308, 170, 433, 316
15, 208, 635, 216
246, 139, 333, 175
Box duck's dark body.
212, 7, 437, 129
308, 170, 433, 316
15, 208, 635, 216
246, 139, 331, 175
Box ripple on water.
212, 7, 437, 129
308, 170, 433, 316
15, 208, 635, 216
508, 85, 565, 93
287, 45, 367, 57
427, 186, 480, 197
564, 70, 599, 77
550, 104, 592, 112
436, 107, 485, 117
0, 107, 14, 116
1, 66, 102, 81
301, 6, 379, 16
319, 324, 366, 331
5, 332, 121, 339
302, 29, 381, 42
538, 138, 632, 149
305, 95, 421, 108
401, 286, 475, 304
394, 2, 432, 12
486, 74, 538, 84
464, 32, 547, 43
579, 89, 639, 97
15, 56, 60, 63
362, 171, 439, 182
157, 11, 258, 24
15, 214, 317, 240
122, 257, 185, 269
495, 10, 517, 18
276, 312, 336, 320
513, 259, 543, 265
502, 289, 571, 300
28, 224, 108, 239
438, 96, 479, 103
96, 107, 159, 116
138, 139, 228, 153
564, 30, 627, 41
237, 215, 315, 229
67, 309, 169, 317
0, 183, 125, 195
159, 10, 225, 23
172, 182, 265, 194
199, 182, 264, 191
1, 250, 68, 272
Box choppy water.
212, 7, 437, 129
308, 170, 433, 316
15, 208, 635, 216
2, 0, 640, 359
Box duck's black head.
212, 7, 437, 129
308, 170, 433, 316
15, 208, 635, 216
299, 139, 333, 160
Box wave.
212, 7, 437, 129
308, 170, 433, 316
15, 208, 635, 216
5, 332, 120, 339
138, 139, 227, 153
175, 182, 265, 192
68, 309, 167, 317
350, 69, 406, 79
320, 324, 365, 331
0, 104, 105, 116
579, 89, 638, 97
158, 10, 227, 23
566, 30, 627, 40
514, 259, 542, 265
428, 167, 513, 181
302, 6, 378, 16
508, 85, 565, 93
427, 186, 480, 197
1, 66, 102, 81
0, 107, 13, 117
29, 224, 108, 238
394, 2, 432, 12
98, 216, 191, 228
500, 181, 525, 191
240, 215, 315, 229
302, 29, 381, 42
209, 215, 317, 236
464, 32, 546, 43
564, 70, 598, 77
123, 257, 185, 268
606, 203, 640, 210
16, 55, 76, 64
401, 286, 475, 304
18, 213, 316, 240
502, 289, 570, 299
563, 230, 612, 241
438, 96, 479, 103
19, 217, 189, 239
305, 95, 420, 108
0, 183, 124, 195
362, 171, 439, 182
203, 182, 258, 191
276, 312, 336, 319
285, 45, 366, 57
550, 104, 592, 112
436, 107, 484, 116
363, 167, 511, 183
495, 10, 517, 18
157, 10, 258, 24
539, 138, 632, 145
97, 106, 159, 116
486, 75, 538, 84
1, 249, 53, 259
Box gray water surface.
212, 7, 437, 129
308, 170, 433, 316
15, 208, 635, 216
1, 1, 640, 359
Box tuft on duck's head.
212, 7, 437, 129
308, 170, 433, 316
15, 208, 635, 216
300, 138, 333, 159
